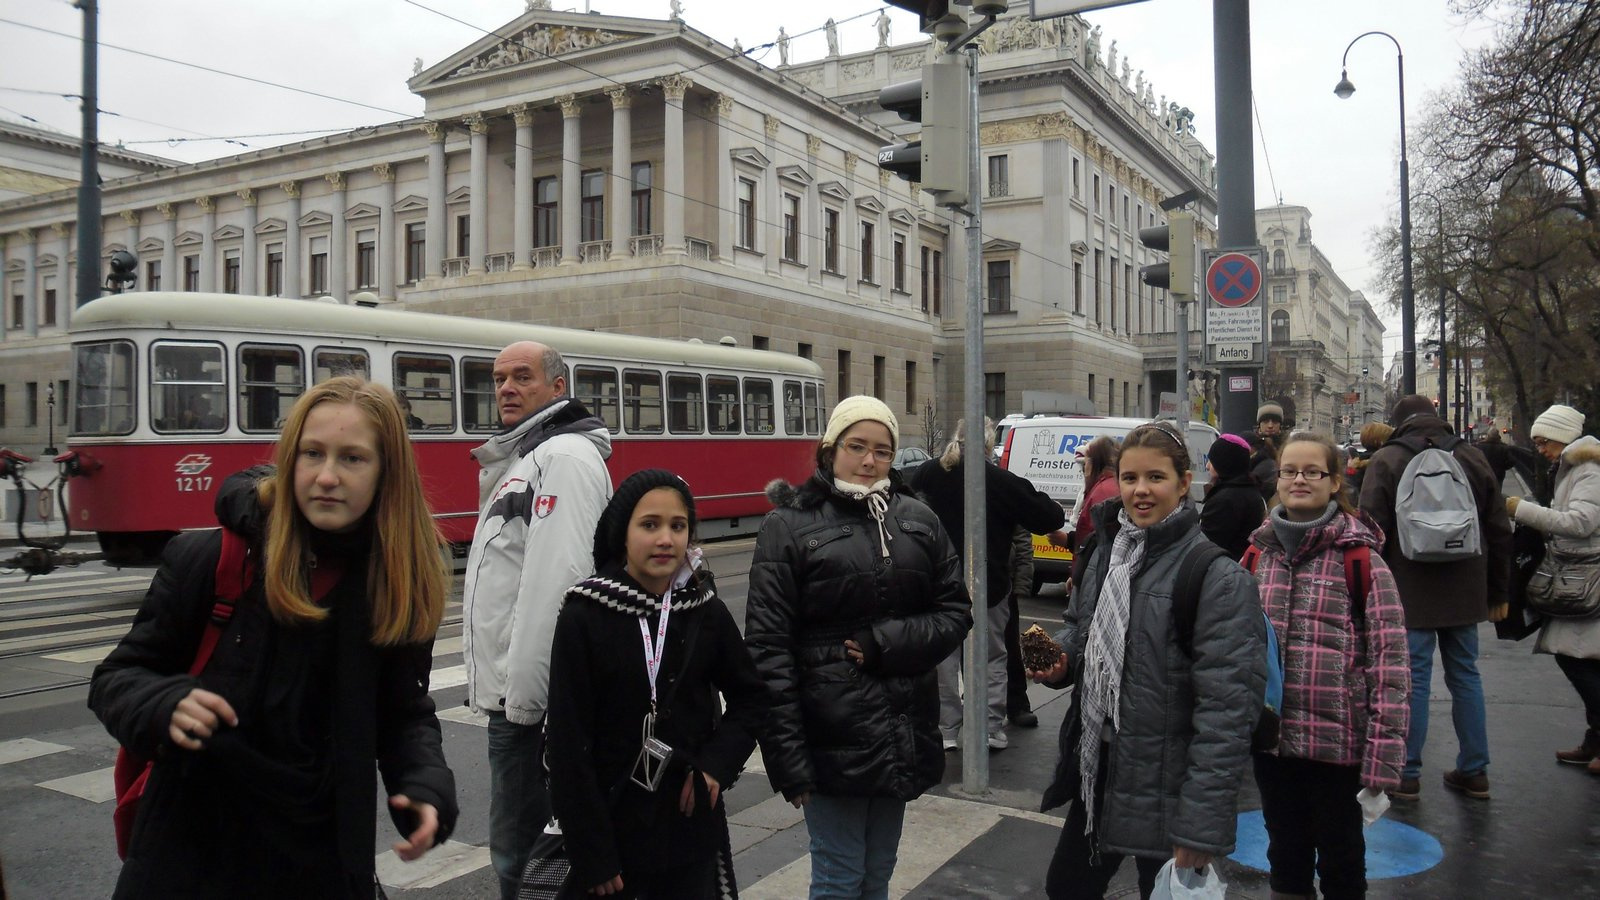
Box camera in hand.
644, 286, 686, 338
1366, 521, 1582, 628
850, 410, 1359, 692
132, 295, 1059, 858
631, 736, 675, 792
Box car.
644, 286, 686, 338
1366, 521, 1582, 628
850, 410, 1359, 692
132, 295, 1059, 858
892, 446, 931, 476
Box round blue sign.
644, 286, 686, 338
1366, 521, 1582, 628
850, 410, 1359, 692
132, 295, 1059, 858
1229, 810, 1444, 879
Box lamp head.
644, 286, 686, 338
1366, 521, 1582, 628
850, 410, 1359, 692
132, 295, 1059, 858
1334, 70, 1356, 99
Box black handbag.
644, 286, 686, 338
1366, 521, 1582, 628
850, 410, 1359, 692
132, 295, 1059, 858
1525, 547, 1600, 619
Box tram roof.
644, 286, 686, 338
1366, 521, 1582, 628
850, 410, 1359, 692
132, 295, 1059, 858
71, 292, 824, 377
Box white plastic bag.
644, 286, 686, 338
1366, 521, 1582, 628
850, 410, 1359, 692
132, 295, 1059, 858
1358, 786, 1391, 827
1149, 858, 1228, 900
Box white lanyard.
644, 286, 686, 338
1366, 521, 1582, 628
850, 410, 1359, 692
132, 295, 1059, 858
637, 591, 673, 711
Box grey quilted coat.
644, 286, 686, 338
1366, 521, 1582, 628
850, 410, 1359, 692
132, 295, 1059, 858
1512, 435, 1600, 660
1042, 499, 1266, 859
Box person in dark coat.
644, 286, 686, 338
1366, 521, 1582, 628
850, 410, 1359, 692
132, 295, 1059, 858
89, 377, 457, 899
1345, 421, 1394, 505
1199, 433, 1267, 560
1250, 402, 1286, 505
546, 469, 767, 898
1358, 394, 1514, 801
746, 395, 971, 899
911, 418, 1067, 750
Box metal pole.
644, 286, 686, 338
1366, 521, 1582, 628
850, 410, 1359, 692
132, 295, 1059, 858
960, 42, 988, 794
75, 0, 101, 308
1212, 0, 1258, 436
1176, 300, 1189, 433
1395, 50, 1416, 396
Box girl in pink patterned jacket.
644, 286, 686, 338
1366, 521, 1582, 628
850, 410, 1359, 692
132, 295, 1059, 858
1244, 432, 1409, 900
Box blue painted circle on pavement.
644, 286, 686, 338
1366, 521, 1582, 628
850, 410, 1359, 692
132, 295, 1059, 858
1228, 810, 1443, 879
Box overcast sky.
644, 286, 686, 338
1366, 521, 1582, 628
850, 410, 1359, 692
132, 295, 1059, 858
1, 0, 1498, 362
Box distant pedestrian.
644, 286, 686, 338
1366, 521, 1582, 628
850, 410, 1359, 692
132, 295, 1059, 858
545, 470, 767, 897
1006, 525, 1041, 727
1067, 436, 1120, 591
1199, 433, 1266, 559
1247, 433, 1410, 899
1030, 421, 1266, 900
90, 377, 457, 898
746, 396, 971, 900
1359, 394, 1513, 801
1345, 421, 1393, 504
1504, 405, 1600, 775
1476, 427, 1514, 488
1250, 403, 1286, 505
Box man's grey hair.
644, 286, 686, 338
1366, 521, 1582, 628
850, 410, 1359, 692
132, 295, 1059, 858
540, 345, 567, 388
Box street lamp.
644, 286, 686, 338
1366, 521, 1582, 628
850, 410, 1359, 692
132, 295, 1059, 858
1336, 31, 1416, 397
1413, 190, 1448, 425
44, 382, 58, 456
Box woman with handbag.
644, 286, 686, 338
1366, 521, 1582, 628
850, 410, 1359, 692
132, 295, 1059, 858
89, 377, 458, 898
545, 469, 767, 898
1505, 404, 1600, 775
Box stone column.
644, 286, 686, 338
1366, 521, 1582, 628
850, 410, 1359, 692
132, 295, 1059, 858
326, 173, 347, 298
608, 87, 632, 259
661, 75, 691, 255
423, 122, 446, 278
510, 104, 534, 270
558, 95, 582, 266
842, 154, 858, 295
375, 163, 396, 301
282, 182, 301, 297
197, 196, 216, 292
806, 134, 822, 285
121, 208, 140, 258
15, 230, 36, 339
714, 95, 734, 261
159, 202, 177, 289
238, 188, 257, 294
466, 112, 489, 275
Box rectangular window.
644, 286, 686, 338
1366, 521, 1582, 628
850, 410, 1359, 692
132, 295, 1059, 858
1109, 378, 1116, 415
707, 374, 740, 434
356, 236, 376, 289
859, 221, 875, 283
872, 355, 886, 400
824, 209, 840, 273
783, 380, 805, 434
744, 378, 775, 435
151, 341, 226, 433
461, 357, 499, 432
1273, 284, 1287, 305
797, 342, 813, 360
535, 176, 559, 248
631, 163, 652, 237
667, 372, 704, 434
183, 255, 200, 291
920, 246, 930, 312
737, 178, 757, 251
783, 194, 801, 262
314, 347, 369, 384
932, 250, 943, 316
837, 350, 851, 397
42, 288, 57, 327
11, 293, 23, 328
405, 223, 425, 283
1073, 260, 1083, 314
309, 251, 329, 295
905, 361, 917, 411
1124, 262, 1133, 330
265, 247, 284, 296
1123, 382, 1131, 417
986, 260, 1011, 313
1093, 250, 1103, 322
984, 372, 1006, 423
752, 335, 769, 351
1088, 374, 1096, 412
623, 369, 664, 434
73, 339, 135, 434
1072, 158, 1080, 198
1109, 260, 1117, 329
25, 382, 38, 427
394, 352, 455, 431
222, 252, 240, 294
456, 214, 470, 258
804, 382, 821, 434
575, 365, 621, 432
892, 235, 906, 293
1093, 174, 1101, 212
581, 170, 606, 243
237, 344, 304, 432
55, 379, 68, 426
987, 155, 1009, 198
1123, 194, 1130, 229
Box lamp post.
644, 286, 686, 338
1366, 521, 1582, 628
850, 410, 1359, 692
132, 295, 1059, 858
1336, 31, 1415, 397
1413, 190, 1448, 424
44, 382, 58, 456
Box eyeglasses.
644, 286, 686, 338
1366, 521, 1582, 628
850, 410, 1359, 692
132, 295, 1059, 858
839, 439, 894, 463
1532, 437, 1551, 448
1276, 468, 1331, 482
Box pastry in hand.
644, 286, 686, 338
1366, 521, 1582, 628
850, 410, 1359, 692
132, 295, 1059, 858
1020, 624, 1063, 672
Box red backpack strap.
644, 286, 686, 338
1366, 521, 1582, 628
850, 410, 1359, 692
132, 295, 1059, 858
1241, 545, 1262, 573
1343, 544, 1370, 624
187, 528, 254, 676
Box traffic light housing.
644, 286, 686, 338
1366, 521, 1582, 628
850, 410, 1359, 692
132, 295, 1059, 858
1138, 210, 1196, 299
876, 58, 970, 207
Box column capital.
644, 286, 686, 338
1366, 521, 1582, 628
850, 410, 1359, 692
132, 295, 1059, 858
806, 134, 822, 156
120, 208, 140, 226
557, 94, 582, 118
373, 162, 395, 182
421, 120, 447, 142
508, 102, 534, 126
157, 201, 175, 220
713, 93, 734, 118
280, 180, 300, 199
12, 228, 33, 243
325, 171, 346, 191
51, 222, 71, 239
237, 187, 256, 206
195, 195, 215, 213
463, 112, 490, 134
843, 153, 858, 177
764, 114, 781, 139
605, 86, 632, 110
878, 168, 890, 191
659, 74, 692, 102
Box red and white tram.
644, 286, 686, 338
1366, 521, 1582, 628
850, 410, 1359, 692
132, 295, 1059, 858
65, 292, 826, 564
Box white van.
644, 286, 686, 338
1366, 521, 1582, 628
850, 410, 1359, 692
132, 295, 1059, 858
998, 415, 1221, 593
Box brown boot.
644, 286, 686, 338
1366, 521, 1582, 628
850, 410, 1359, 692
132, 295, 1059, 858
1556, 729, 1600, 765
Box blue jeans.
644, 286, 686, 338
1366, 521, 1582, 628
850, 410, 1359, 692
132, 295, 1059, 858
1404, 626, 1490, 779
803, 794, 906, 900
488, 711, 549, 900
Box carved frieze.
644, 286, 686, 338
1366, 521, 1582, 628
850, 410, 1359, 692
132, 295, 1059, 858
447, 24, 638, 79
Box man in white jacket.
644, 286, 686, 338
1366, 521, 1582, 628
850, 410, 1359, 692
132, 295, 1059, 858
463, 340, 612, 899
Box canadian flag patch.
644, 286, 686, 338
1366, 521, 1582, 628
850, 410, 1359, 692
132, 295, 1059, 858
534, 495, 558, 518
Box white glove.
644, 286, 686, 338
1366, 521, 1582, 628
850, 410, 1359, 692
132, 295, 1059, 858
1358, 787, 1390, 827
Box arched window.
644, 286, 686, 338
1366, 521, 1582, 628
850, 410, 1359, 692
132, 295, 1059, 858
1271, 310, 1290, 344
1272, 249, 1287, 273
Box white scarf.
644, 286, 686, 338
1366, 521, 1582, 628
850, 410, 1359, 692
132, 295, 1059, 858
833, 477, 894, 558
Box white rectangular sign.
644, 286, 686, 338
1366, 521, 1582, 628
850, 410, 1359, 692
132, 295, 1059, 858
1206, 306, 1263, 343
1213, 343, 1255, 363
1228, 375, 1254, 392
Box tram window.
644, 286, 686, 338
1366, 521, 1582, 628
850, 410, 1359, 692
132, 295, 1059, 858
707, 375, 740, 435
151, 341, 226, 433
667, 372, 703, 434
394, 353, 456, 431
623, 369, 664, 434
783, 380, 804, 435
314, 348, 369, 384
744, 378, 775, 435
574, 365, 620, 432
461, 357, 498, 432
238, 344, 304, 433
73, 340, 135, 435
804, 383, 821, 434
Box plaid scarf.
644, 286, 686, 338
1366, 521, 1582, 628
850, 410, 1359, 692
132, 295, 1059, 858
1077, 507, 1148, 835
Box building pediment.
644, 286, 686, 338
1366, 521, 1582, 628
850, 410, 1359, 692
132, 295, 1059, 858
818, 181, 850, 202
889, 208, 916, 228
777, 165, 813, 186
175, 230, 202, 247
854, 195, 885, 215
447, 186, 472, 205
730, 147, 771, 169
413, 14, 667, 91
5, 258, 22, 273
255, 217, 287, 235
983, 238, 1021, 253
37, 253, 58, 268
346, 202, 380, 220
394, 194, 428, 213
136, 236, 164, 253
213, 224, 244, 241
298, 210, 331, 228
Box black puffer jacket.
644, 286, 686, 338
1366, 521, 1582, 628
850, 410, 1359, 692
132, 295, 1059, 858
1200, 473, 1267, 560
909, 457, 1066, 605
746, 472, 971, 802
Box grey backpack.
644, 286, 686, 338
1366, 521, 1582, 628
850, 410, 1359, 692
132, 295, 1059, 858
1393, 435, 1482, 562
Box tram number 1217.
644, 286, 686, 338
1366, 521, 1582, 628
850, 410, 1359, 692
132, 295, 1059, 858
175, 476, 214, 493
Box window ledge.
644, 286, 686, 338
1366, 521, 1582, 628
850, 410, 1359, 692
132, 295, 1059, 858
984, 309, 1018, 318
858, 279, 879, 288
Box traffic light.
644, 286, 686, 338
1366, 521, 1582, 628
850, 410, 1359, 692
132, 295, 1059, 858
1138, 210, 1196, 300
877, 57, 971, 207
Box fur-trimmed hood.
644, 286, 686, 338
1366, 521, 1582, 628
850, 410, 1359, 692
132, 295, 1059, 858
1558, 434, 1600, 469
764, 469, 913, 510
